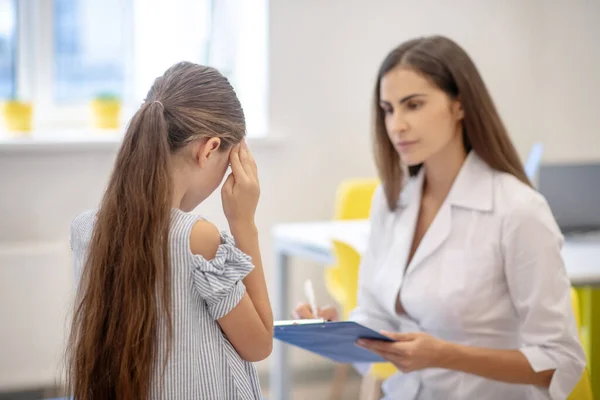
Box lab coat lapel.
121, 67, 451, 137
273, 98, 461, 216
404, 202, 452, 277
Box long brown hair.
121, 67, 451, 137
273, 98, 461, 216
372, 35, 531, 211
65, 62, 246, 400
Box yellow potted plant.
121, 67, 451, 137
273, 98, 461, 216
1, 96, 33, 136
90, 92, 121, 129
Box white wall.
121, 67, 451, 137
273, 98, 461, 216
536, 0, 600, 161
1, 0, 599, 390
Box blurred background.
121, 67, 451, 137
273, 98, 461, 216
0, 0, 599, 399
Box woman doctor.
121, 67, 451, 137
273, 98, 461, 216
295, 35, 586, 399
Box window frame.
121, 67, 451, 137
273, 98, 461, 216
0, 0, 18, 99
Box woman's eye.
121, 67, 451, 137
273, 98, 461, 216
406, 101, 422, 110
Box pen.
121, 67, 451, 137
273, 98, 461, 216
304, 279, 319, 318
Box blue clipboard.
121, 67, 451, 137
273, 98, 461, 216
273, 320, 394, 363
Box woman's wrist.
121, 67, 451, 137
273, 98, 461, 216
436, 340, 460, 370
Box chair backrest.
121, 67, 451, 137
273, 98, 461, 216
333, 178, 380, 220
330, 239, 361, 317
328, 178, 379, 318
568, 288, 593, 400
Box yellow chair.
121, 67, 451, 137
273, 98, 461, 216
568, 288, 593, 400
576, 287, 599, 396
325, 178, 380, 320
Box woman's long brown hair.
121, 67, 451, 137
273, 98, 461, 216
65, 62, 246, 400
372, 35, 531, 211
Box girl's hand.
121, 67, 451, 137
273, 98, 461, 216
222, 141, 260, 228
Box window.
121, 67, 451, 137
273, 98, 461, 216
131, 0, 212, 103
0, 0, 16, 99
54, 0, 127, 102
3, 0, 268, 136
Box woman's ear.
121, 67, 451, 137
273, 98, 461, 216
452, 99, 465, 121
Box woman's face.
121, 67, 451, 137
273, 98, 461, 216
379, 66, 464, 166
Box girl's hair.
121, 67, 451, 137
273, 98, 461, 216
65, 62, 246, 400
372, 35, 530, 210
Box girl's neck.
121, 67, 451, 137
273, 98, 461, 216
171, 167, 189, 210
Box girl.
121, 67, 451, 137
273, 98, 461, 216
67, 62, 271, 399
295, 36, 586, 399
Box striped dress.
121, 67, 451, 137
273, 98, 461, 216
69, 208, 262, 399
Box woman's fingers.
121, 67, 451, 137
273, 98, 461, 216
317, 306, 339, 322
294, 303, 315, 319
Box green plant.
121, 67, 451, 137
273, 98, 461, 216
94, 92, 120, 101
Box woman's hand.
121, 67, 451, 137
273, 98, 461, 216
293, 303, 339, 322
357, 331, 450, 373
222, 141, 260, 229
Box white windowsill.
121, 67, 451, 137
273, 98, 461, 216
0, 129, 283, 154
0, 129, 125, 153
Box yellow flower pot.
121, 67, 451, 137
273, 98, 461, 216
1, 101, 33, 135
91, 98, 121, 129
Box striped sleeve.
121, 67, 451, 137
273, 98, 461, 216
190, 232, 254, 320
70, 210, 97, 283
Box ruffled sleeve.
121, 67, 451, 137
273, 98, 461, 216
191, 232, 254, 320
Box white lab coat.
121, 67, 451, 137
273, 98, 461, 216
350, 151, 586, 400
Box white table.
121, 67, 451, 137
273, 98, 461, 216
269, 220, 600, 400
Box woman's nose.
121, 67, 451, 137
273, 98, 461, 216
388, 113, 409, 136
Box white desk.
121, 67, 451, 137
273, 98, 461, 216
269, 220, 600, 400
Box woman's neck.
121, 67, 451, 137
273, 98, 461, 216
422, 137, 467, 203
